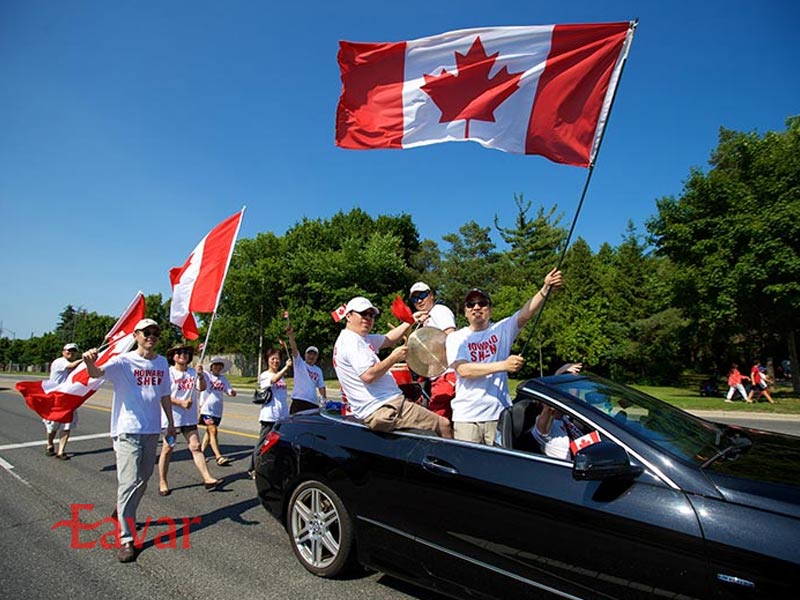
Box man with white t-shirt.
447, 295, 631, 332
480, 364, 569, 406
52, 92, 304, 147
409, 282, 457, 419
447, 268, 563, 445
333, 296, 452, 438
83, 318, 176, 563
43, 342, 83, 459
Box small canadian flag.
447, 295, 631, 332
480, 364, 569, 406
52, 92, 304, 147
331, 304, 347, 323
569, 431, 601, 456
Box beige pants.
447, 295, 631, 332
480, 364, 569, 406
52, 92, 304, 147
453, 420, 498, 445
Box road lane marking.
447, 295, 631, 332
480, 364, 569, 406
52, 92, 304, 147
0, 456, 31, 486
0, 432, 111, 451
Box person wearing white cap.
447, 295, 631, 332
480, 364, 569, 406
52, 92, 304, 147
332, 296, 452, 438
285, 324, 326, 414
409, 282, 457, 419
43, 342, 83, 459
198, 355, 237, 466
447, 268, 563, 445
83, 318, 176, 563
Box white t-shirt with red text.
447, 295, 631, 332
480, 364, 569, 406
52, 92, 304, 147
199, 372, 233, 418
449, 312, 521, 422
103, 351, 171, 437
162, 367, 200, 428
257, 370, 290, 422
291, 353, 325, 403
333, 329, 400, 420
49, 356, 74, 384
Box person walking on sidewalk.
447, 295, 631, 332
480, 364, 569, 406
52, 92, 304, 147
44, 342, 83, 459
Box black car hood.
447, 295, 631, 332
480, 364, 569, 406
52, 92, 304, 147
702, 427, 800, 518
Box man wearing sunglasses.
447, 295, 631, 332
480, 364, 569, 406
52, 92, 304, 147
333, 296, 453, 438
447, 268, 563, 445
409, 282, 457, 419
83, 318, 176, 563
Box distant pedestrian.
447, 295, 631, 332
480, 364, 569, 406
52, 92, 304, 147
44, 343, 83, 459
747, 360, 775, 404
725, 363, 749, 403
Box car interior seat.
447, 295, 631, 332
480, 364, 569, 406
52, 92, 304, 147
510, 400, 543, 453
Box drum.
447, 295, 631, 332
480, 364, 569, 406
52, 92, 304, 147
390, 363, 413, 386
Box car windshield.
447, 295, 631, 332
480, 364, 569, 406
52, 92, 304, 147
540, 373, 734, 467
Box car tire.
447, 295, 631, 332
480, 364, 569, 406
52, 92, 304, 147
287, 479, 355, 577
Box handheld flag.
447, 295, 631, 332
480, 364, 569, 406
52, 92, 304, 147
390, 295, 415, 325
331, 304, 347, 323
337, 22, 635, 166
170, 209, 245, 339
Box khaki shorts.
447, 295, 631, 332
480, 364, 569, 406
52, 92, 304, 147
364, 395, 442, 434
453, 420, 498, 445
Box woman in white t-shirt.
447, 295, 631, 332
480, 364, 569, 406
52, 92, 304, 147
157, 345, 223, 495
248, 347, 291, 478
199, 357, 237, 466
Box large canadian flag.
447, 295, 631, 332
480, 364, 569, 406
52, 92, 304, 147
16, 292, 145, 422
170, 209, 244, 339
336, 22, 634, 167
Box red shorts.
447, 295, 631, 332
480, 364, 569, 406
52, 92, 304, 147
428, 371, 456, 420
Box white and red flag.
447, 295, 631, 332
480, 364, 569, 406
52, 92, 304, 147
170, 209, 245, 339
16, 292, 145, 422
331, 304, 347, 323
569, 430, 602, 456
336, 22, 634, 167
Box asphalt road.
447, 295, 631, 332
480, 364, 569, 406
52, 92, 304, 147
0, 375, 442, 600
2, 374, 798, 600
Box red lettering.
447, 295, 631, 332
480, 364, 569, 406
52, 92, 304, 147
153, 517, 177, 549
129, 516, 151, 548
50, 503, 98, 549
180, 516, 201, 549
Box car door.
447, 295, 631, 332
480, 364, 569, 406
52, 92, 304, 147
402, 436, 710, 599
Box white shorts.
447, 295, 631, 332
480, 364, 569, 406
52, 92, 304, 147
43, 411, 78, 433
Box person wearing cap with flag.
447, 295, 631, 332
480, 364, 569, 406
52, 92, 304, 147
83, 318, 176, 563
447, 268, 563, 445
43, 342, 83, 459
285, 324, 327, 414
333, 296, 452, 437
409, 281, 457, 419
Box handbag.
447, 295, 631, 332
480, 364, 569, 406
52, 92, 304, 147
252, 387, 273, 405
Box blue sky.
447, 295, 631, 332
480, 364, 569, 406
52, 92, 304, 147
1, 1, 797, 338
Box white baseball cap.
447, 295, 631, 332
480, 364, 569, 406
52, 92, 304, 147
134, 318, 160, 331
305, 346, 319, 354
344, 296, 380, 315
410, 282, 431, 294
63, 343, 78, 351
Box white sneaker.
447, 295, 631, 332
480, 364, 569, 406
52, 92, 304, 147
724, 399, 733, 403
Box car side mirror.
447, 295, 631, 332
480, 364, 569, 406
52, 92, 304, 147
572, 441, 643, 481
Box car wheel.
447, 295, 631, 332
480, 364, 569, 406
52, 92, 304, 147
287, 479, 354, 577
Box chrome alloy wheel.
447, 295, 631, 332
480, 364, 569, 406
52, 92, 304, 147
290, 485, 342, 569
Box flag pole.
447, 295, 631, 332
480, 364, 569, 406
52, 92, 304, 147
195, 206, 246, 367
519, 20, 637, 359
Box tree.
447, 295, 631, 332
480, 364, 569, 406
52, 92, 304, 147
647, 116, 800, 389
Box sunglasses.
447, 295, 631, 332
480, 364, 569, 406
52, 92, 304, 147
355, 310, 378, 319
465, 299, 490, 309
411, 291, 430, 303
140, 328, 161, 338
174, 350, 193, 357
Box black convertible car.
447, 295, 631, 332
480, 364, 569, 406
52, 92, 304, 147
255, 372, 800, 599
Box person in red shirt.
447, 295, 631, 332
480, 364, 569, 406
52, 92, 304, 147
725, 363, 750, 403
747, 360, 775, 404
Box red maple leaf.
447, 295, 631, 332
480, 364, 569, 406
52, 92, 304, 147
421, 36, 523, 138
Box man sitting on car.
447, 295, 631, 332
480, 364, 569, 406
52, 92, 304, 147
333, 296, 453, 438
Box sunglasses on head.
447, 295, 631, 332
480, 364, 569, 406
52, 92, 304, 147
411, 291, 430, 303
355, 309, 378, 319
465, 299, 490, 309
140, 328, 161, 338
